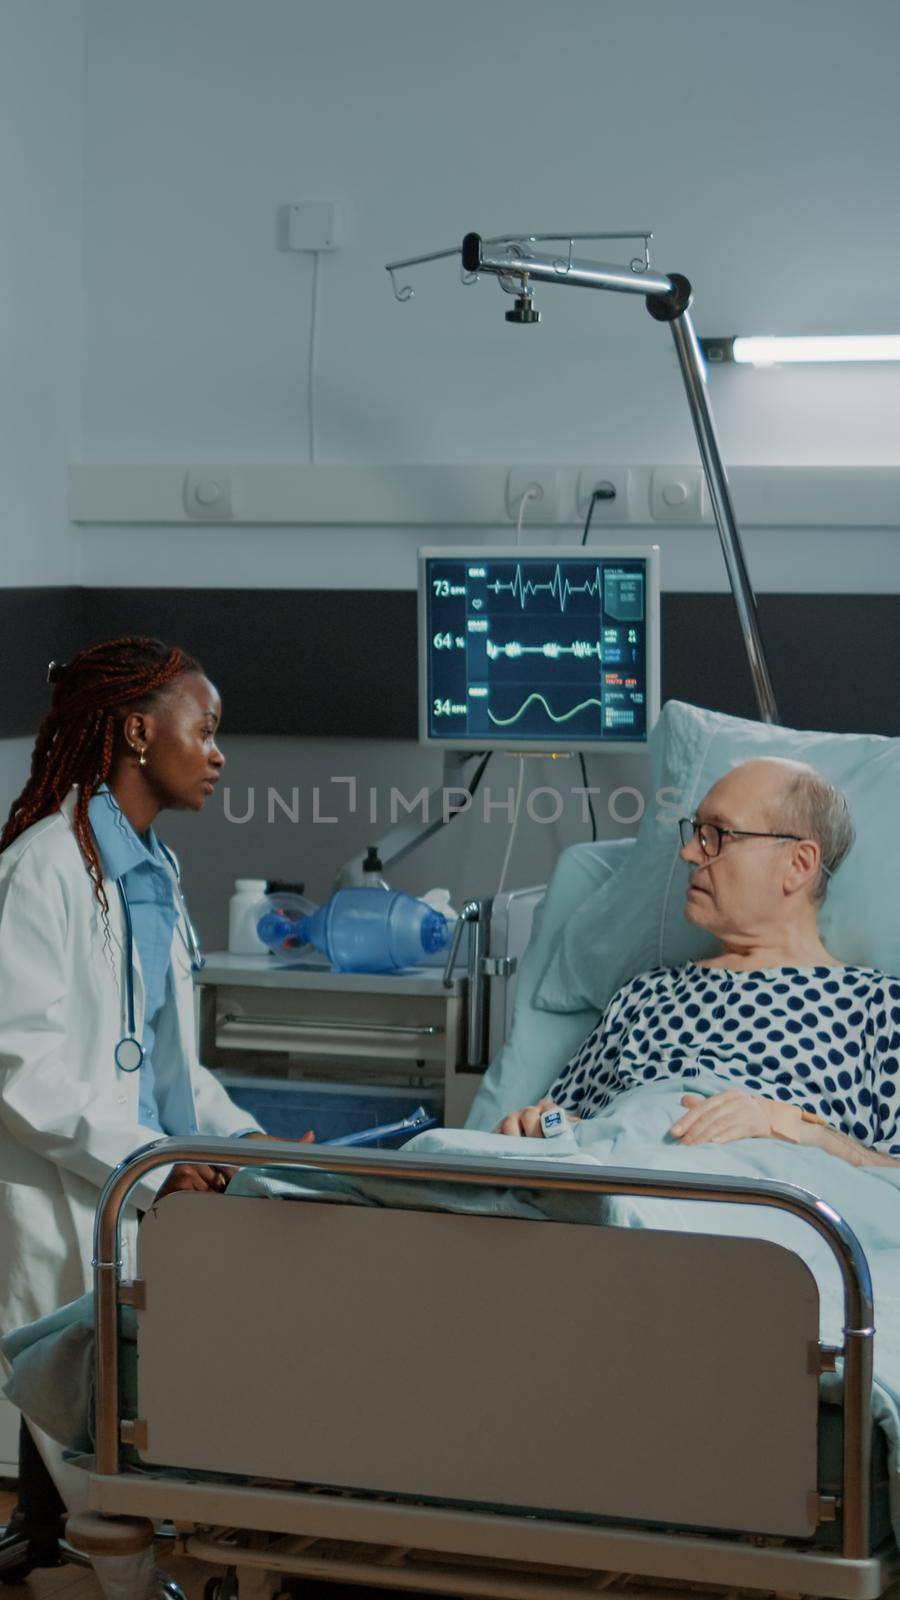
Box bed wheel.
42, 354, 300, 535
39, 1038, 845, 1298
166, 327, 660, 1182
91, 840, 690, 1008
156, 1580, 188, 1600
204, 1571, 238, 1600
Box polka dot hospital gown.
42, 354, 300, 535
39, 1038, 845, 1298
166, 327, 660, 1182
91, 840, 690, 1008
548, 965, 900, 1157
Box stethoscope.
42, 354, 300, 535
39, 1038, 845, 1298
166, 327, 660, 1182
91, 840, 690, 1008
114, 840, 206, 1073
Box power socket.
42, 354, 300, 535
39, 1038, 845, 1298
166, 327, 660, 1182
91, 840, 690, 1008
575, 467, 630, 521
650, 467, 708, 522
505, 468, 560, 522
183, 468, 233, 520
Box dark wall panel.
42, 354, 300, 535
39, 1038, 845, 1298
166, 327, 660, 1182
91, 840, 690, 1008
0, 588, 86, 736
81, 589, 418, 737
0, 587, 897, 739
662, 595, 900, 735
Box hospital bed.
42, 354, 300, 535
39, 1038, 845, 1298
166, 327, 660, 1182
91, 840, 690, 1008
60, 694, 900, 1600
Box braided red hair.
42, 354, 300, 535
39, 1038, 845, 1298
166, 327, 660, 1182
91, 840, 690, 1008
1, 636, 203, 906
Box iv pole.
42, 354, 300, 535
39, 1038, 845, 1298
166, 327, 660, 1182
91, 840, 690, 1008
335, 228, 780, 890
454, 231, 779, 726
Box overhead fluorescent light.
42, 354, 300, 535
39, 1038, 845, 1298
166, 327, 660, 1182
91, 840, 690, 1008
700, 335, 900, 367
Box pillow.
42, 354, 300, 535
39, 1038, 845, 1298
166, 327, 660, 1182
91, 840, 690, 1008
534, 699, 900, 1014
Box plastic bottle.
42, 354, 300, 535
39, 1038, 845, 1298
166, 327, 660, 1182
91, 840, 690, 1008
228, 878, 270, 955
333, 844, 389, 891
361, 845, 389, 890
256, 887, 450, 973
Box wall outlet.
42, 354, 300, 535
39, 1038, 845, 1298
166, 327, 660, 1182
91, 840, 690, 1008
286, 201, 336, 252
183, 468, 233, 520
649, 467, 708, 522
505, 468, 560, 522
575, 467, 630, 521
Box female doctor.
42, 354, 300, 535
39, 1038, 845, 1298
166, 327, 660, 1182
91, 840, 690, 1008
0, 636, 271, 1536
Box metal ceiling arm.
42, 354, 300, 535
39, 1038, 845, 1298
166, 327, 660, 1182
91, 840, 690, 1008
462, 234, 672, 298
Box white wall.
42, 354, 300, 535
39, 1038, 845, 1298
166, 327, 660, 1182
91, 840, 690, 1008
0, 0, 84, 585
0, 729, 643, 947
0, 730, 646, 946
75, 0, 900, 594
157, 736, 649, 949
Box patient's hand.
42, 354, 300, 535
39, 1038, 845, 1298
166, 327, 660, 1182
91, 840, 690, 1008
670, 1089, 775, 1145
495, 1099, 566, 1137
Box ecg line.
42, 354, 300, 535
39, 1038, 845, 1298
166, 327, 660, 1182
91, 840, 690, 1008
486, 564, 602, 614
486, 639, 601, 660
488, 693, 603, 727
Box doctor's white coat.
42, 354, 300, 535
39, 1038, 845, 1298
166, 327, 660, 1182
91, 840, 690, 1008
0, 789, 261, 1339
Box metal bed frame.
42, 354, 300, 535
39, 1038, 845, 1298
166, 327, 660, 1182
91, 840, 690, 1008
63, 1133, 897, 1600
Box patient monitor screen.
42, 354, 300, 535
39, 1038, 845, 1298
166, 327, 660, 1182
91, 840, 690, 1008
419, 546, 659, 751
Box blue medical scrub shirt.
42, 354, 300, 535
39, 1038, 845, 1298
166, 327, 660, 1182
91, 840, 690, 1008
88, 787, 181, 1132
88, 786, 257, 1140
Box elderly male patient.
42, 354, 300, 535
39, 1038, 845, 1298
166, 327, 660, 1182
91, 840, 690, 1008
499, 758, 900, 1167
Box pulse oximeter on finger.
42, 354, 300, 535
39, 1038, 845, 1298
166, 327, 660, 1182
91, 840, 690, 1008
540, 1107, 567, 1139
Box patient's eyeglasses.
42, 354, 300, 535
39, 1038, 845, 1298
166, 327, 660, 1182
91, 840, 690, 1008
678, 816, 802, 859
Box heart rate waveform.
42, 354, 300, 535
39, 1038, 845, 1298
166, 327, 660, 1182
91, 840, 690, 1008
485, 639, 601, 661
488, 692, 604, 727
486, 564, 603, 614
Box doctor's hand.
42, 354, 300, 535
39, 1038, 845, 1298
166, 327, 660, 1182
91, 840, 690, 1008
217, 1130, 316, 1188
670, 1089, 775, 1145
495, 1099, 567, 1138
240, 1130, 316, 1146
156, 1163, 232, 1198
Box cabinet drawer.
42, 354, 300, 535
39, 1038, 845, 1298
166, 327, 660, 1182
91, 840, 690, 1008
207, 984, 462, 1065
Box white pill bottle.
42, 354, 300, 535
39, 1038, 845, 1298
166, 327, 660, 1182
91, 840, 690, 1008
228, 877, 269, 955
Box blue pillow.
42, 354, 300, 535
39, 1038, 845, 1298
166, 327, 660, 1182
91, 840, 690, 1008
534, 699, 900, 1014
